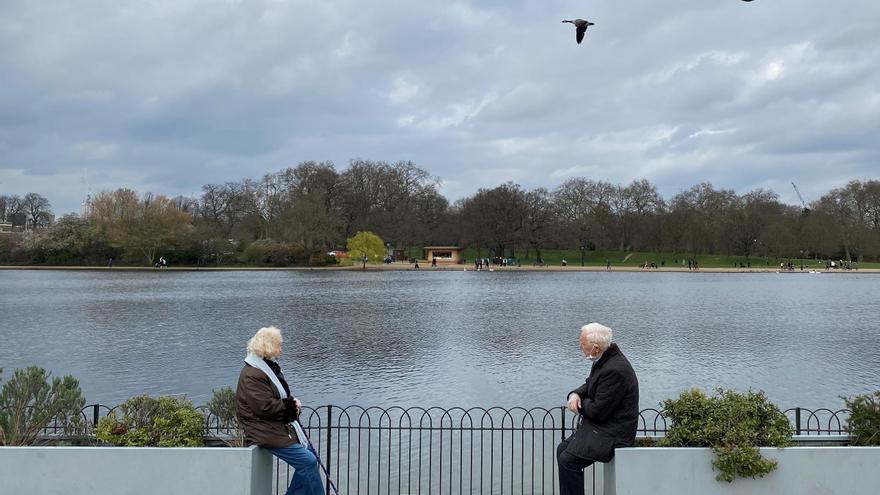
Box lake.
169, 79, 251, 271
0, 269, 877, 411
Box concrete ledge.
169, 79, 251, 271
606, 447, 880, 495
0, 445, 273, 495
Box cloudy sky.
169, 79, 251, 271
2, 0, 878, 214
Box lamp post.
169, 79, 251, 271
580, 245, 586, 267
362, 255, 368, 270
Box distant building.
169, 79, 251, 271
424, 246, 463, 264
80, 194, 93, 218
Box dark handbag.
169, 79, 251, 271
565, 422, 617, 463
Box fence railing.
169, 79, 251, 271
24, 403, 853, 494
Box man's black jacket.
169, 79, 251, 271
564, 343, 639, 462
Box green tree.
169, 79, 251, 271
0, 366, 86, 446
90, 189, 193, 266
347, 231, 385, 268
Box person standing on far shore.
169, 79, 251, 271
557, 323, 639, 495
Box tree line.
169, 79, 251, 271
2, 160, 879, 265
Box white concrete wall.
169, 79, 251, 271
606, 447, 880, 495
0, 445, 273, 495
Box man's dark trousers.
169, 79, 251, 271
557, 436, 595, 495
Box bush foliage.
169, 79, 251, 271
845, 391, 880, 446
0, 366, 86, 446
206, 386, 246, 447
660, 388, 792, 482
96, 395, 204, 447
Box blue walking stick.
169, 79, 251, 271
292, 420, 340, 495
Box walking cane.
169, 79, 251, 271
292, 420, 340, 495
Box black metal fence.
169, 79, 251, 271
28, 404, 852, 494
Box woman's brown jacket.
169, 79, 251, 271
236, 364, 298, 448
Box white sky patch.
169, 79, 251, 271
647, 50, 749, 84
637, 149, 721, 177
750, 42, 816, 85
70, 89, 116, 103
581, 126, 680, 155
762, 61, 785, 81
0, 168, 90, 211
387, 76, 421, 105
650, 126, 680, 144
491, 137, 545, 155
433, 2, 495, 29
71, 141, 120, 160
332, 32, 359, 59
689, 128, 737, 139
395, 115, 415, 127
548, 164, 605, 181
267, 56, 316, 93
415, 93, 498, 131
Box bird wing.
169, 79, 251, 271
576, 26, 586, 44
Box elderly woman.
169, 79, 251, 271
237, 326, 325, 495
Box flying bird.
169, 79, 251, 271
561, 19, 595, 44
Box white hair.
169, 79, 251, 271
580, 323, 613, 350
246, 326, 283, 358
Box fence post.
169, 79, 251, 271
795, 407, 802, 435
560, 406, 566, 442
93, 404, 100, 428
325, 405, 333, 495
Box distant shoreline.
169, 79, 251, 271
2, 264, 877, 273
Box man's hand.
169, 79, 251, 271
567, 393, 582, 413
294, 398, 302, 417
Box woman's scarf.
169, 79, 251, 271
244, 353, 307, 446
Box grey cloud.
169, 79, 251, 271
1, 0, 878, 214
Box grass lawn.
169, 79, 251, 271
453, 248, 880, 269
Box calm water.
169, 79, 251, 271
0, 270, 878, 411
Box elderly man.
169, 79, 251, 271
557, 323, 639, 495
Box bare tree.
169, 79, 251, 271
458, 182, 527, 258
278, 161, 344, 254
552, 178, 616, 250
523, 188, 555, 262
22, 193, 53, 229
1, 194, 23, 225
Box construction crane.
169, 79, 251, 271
791, 182, 810, 215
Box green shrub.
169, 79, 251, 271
96, 395, 204, 447
845, 391, 880, 446
239, 239, 301, 266
207, 386, 245, 447
239, 239, 273, 264
0, 366, 86, 446
265, 242, 295, 266
660, 388, 792, 482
